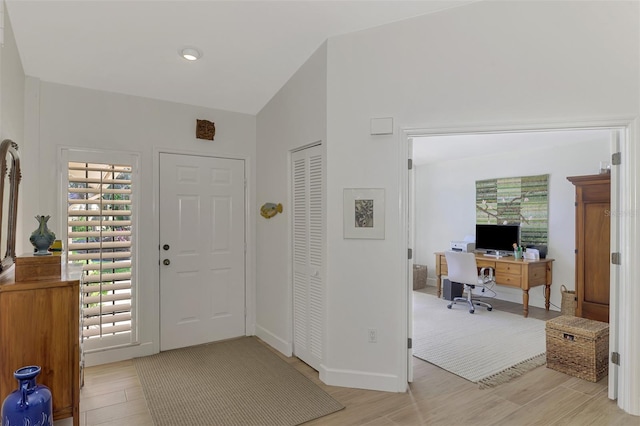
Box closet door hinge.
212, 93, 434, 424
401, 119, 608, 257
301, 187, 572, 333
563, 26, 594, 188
611, 351, 620, 365
612, 152, 621, 166
408, 338, 412, 349
611, 252, 621, 265
408, 248, 413, 260
408, 159, 413, 170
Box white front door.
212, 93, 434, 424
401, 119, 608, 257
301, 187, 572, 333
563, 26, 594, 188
159, 153, 245, 351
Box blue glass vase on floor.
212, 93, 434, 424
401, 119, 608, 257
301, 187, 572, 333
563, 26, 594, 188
29, 215, 56, 256
1, 366, 53, 426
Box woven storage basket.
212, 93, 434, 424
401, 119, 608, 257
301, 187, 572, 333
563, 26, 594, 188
546, 315, 609, 382
413, 265, 427, 290
560, 285, 577, 316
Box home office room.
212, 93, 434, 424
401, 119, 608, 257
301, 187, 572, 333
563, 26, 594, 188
413, 129, 611, 309
410, 128, 614, 389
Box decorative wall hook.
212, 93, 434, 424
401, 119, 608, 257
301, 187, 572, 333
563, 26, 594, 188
260, 203, 283, 219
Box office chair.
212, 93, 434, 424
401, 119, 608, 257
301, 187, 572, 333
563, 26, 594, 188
444, 251, 494, 314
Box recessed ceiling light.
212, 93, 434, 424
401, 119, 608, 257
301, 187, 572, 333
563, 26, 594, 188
180, 47, 202, 61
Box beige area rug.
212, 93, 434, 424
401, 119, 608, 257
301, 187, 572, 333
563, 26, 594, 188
133, 337, 344, 425
413, 291, 547, 388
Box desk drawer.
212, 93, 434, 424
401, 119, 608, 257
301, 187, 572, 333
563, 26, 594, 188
476, 259, 496, 269
496, 263, 522, 288
497, 274, 522, 287
496, 263, 522, 276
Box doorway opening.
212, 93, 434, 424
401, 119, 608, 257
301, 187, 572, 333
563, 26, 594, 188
400, 122, 630, 403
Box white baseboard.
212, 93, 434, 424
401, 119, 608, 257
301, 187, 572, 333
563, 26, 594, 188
84, 341, 155, 367
255, 324, 292, 357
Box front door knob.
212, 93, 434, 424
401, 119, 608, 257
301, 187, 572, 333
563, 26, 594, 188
163, 259, 170, 266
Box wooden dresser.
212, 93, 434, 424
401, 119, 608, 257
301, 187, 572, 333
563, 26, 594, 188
0, 258, 81, 426
567, 173, 611, 323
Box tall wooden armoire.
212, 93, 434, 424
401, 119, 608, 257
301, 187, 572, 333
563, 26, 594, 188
567, 174, 611, 323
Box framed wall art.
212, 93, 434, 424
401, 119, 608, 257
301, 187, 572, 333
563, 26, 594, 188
476, 174, 549, 246
343, 188, 385, 239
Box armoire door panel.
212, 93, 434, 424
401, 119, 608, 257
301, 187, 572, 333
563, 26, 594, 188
568, 174, 610, 323
583, 203, 610, 305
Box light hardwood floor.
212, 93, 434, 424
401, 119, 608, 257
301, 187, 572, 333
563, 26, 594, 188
70, 288, 638, 425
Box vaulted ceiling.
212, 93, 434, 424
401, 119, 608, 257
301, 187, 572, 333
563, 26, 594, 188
6, 0, 476, 115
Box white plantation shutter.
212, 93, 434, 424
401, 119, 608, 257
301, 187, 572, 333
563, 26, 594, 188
67, 160, 135, 348
292, 144, 324, 370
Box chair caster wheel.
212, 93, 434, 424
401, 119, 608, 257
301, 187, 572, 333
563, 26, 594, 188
487, 307, 493, 311
469, 309, 475, 314
447, 304, 452, 309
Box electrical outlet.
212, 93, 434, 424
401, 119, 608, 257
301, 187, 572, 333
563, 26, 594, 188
368, 328, 377, 343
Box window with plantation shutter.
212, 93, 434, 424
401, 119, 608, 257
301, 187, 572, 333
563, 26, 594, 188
67, 158, 137, 350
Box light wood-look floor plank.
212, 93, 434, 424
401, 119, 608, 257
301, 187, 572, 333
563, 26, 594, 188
60, 290, 637, 426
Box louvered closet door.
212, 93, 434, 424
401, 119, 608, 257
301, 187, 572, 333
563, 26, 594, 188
292, 144, 324, 371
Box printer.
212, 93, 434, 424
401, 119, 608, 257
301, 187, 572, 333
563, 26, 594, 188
450, 241, 476, 252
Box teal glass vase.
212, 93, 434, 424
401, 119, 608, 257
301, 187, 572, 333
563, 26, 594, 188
29, 215, 56, 256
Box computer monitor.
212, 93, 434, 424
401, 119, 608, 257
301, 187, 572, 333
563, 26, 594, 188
475, 224, 520, 255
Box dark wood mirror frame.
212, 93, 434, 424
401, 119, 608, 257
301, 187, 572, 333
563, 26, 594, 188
0, 139, 21, 272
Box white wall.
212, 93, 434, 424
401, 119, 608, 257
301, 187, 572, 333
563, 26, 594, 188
324, 0, 638, 392
0, 10, 25, 253
414, 138, 610, 310
25, 80, 256, 364
11, 0, 640, 413
0, 11, 24, 144
255, 43, 327, 355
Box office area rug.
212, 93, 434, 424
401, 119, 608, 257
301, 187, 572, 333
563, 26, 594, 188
133, 337, 344, 425
412, 291, 547, 388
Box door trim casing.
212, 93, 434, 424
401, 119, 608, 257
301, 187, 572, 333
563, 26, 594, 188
398, 117, 639, 416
